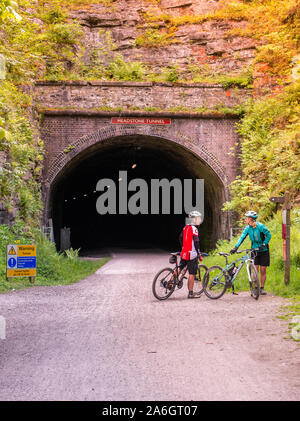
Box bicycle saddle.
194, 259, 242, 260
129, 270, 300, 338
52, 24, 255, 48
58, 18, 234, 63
218, 252, 229, 256
170, 252, 181, 256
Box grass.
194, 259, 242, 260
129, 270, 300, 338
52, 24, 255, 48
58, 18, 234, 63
0, 257, 109, 294
0, 224, 110, 294
202, 211, 300, 310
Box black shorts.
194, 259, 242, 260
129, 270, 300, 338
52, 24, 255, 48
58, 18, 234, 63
254, 250, 270, 267
179, 257, 198, 275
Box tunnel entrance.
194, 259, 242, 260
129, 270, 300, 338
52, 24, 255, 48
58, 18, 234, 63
48, 134, 226, 254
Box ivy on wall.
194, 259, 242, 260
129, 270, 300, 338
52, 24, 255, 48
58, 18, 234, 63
0, 81, 44, 225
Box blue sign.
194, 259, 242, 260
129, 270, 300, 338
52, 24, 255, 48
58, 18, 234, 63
8, 257, 17, 268
17, 257, 36, 269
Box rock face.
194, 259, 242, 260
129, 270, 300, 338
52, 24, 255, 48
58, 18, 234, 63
68, 0, 256, 76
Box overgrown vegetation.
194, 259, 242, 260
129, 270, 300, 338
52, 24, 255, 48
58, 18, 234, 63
0, 0, 110, 289
204, 210, 300, 299
135, 27, 179, 48
141, 0, 299, 79
0, 222, 109, 293
0, 81, 43, 225
224, 80, 300, 219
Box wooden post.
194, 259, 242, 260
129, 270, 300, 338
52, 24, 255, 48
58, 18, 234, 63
284, 193, 291, 285
269, 193, 291, 285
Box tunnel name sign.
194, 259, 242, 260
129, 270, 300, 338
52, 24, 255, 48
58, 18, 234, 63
111, 117, 171, 125
6, 245, 36, 278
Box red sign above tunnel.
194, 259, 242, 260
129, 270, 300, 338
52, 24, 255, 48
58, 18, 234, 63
111, 117, 171, 125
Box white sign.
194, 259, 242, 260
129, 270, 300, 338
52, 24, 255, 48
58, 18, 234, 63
282, 209, 287, 225
0, 316, 6, 340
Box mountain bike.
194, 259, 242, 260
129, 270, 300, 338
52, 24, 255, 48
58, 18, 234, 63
152, 252, 208, 301
203, 248, 260, 300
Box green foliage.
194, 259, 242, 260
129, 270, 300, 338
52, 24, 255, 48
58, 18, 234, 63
135, 27, 179, 48
183, 63, 254, 87
223, 81, 300, 219
107, 54, 147, 81
63, 144, 75, 153
64, 247, 80, 260
0, 81, 43, 225
0, 222, 110, 292
164, 65, 180, 83
47, 22, 83, 46
218, 72, 253, 89
204, 210, 300, 299
41, 22, 85, 80
40, 6, 67, 24
220, 0, 299, 79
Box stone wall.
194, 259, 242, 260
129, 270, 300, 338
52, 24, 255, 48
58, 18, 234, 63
35, 80, 249, 111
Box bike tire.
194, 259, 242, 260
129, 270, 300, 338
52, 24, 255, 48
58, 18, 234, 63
193, 264, 208, 295
248, 262, 260, 300
152, 267, 176, 300
203, 265, 228, 299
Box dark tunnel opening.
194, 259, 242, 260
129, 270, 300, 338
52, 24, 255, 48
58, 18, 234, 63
49, 135, 225, 254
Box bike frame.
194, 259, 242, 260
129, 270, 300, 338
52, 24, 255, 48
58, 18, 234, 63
218, 249, 257, 286
173, 252, 208, 283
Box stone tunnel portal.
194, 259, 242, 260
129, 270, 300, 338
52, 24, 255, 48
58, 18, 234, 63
48, 134, 227, 254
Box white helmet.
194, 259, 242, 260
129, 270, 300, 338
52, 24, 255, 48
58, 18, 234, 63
188, 210, 202, 225
245, 210, 258, 220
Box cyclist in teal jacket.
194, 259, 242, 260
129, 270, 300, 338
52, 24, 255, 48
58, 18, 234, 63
230, 210, 271, 295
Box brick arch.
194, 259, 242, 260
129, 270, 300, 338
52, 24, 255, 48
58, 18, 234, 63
44, 124, 231, 243
46, 125, 228, 187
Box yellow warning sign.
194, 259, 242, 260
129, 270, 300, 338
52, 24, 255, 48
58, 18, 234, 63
7, 269, 36, 277
17, 245, 36, 257
8, 246, 16, 255
6, 244, 37, 279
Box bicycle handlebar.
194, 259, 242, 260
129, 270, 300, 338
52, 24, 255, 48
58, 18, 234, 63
236, 248, 260, 254
218, 248, 259, 257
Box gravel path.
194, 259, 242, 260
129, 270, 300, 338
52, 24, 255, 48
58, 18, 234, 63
0, 249, 299, 401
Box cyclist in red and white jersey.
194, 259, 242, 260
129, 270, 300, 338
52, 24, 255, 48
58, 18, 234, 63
178, 211, 202, 299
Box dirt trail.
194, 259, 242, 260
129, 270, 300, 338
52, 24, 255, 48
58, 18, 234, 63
0, 249, 299, 401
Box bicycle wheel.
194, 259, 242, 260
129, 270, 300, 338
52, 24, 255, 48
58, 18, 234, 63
152, 267, 176, 300
193, 264, 208, 295
248, 263, 260, 300
203, 265, 228, 299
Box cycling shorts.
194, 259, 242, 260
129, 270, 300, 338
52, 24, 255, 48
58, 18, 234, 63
179, 257, 198, 275
254, 250, 270, 267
